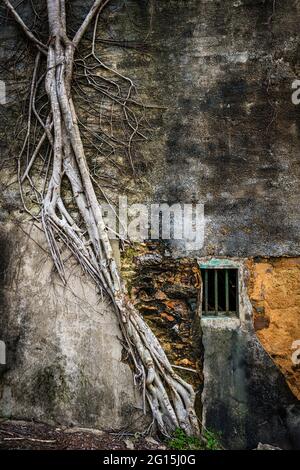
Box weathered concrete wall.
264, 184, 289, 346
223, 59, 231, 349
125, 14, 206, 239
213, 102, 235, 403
0, 0, 300, 446
0, 223, 145, 430
109, 1, 300, 447
0, 1, 150, 431
121, 242, 203, 412
201, 259, 300, 450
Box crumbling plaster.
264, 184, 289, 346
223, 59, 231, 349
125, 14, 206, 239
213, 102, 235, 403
200, 257, 300, 449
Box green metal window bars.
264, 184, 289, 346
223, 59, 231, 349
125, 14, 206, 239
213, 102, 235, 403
201, 268, 239, 317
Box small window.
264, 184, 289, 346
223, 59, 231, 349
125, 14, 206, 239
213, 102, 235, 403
201, 268, 239, 317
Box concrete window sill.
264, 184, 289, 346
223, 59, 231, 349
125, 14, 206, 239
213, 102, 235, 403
201, 317, 241, 330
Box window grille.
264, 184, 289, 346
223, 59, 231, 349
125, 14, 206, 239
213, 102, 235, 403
201, 268, 238, 317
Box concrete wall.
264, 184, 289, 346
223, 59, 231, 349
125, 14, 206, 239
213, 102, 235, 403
0, 0, 300, 445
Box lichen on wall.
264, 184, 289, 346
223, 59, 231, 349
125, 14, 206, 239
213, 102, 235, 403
248, 258, 300, 400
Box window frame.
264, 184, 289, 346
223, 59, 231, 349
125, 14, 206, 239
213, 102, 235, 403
199, 262, 239, 318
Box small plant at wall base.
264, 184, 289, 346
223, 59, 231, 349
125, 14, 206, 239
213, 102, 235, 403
168, 428, 221, 450
202, 429, 222, 450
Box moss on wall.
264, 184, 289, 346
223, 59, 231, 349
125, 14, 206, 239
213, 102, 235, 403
121, 241, 203, 405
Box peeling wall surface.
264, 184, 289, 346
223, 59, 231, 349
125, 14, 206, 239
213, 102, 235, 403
248, 258, 300, 400
121, 242, 203, 413
102, 0, 300, 258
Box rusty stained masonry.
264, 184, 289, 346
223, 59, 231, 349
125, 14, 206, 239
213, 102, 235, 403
247, 258, 300, 400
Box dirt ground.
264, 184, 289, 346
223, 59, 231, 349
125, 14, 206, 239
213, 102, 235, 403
0, 419, 167, 450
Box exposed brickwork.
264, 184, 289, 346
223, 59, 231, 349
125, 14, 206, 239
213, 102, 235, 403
121, 242, 203, 396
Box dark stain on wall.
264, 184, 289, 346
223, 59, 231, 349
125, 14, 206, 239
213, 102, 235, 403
202, 321, 300, 449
